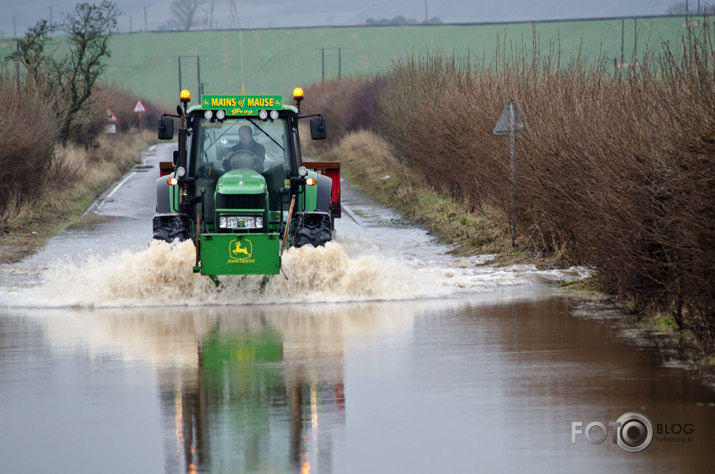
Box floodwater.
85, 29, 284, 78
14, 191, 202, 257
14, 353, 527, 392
1, 144, 713, 473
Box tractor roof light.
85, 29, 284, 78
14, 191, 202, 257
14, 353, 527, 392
258, 109, 269, 120
216, 109, 226, 120
293, 87, 304, 102
270, 110, 279, 120
180, 89, 191, 103
204, 110, 213, 120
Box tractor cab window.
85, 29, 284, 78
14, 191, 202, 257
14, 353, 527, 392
193, 117, 291, 209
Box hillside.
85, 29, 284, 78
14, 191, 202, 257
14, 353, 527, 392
98, 16, 687, 109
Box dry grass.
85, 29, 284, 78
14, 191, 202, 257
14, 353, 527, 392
0, 130, 156, 264
325, 130, 512, 255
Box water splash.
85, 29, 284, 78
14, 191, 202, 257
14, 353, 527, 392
1, 239, 585, 308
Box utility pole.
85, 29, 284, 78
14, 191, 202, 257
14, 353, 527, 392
129, 15, 132, 33
171, 55, 206, 96
425, 0, 428, 23
144, 6, 148, 32
196, 55, 202, 97
686, 0, 689, 23
14, 17, 19, 91
178, 57, 182, 92
621, 18, 624, 64
314, 47, 345, 82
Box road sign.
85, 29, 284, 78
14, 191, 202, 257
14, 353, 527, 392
105, 108, 118, 123
133, 100, 146, 113
104, 124, 116, 134
493, 100, 526, 135
493, 100, 527, 247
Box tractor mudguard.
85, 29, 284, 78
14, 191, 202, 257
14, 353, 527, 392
153, 213, 192, 242
315, 174, 333, 213
155, 176, 171, 213
289, 211, 332, 248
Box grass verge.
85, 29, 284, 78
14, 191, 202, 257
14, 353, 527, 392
0, 130, 157, 264
318, 130, 568, 266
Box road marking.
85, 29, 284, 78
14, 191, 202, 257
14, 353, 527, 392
341, 204, 364, 228
87, 171, 137, 214
105, 172, 137, 200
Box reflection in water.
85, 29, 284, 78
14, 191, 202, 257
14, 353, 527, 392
2, 290, 714, 474
164, 326, 344, 473
31, 302, 416, 474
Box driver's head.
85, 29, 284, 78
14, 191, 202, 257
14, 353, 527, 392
238, 125, 253, 143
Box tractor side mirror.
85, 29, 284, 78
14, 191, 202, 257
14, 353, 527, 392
310, 116, 327, 140
158, 116, 174, 140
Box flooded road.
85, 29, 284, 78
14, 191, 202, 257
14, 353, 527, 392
1, 144, 713, 473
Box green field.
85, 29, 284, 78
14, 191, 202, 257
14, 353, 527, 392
3, 16, 691, 110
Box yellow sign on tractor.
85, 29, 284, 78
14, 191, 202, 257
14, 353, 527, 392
201, 95, 283, 115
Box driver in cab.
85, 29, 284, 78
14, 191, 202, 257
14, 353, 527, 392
222, 125, 266, 172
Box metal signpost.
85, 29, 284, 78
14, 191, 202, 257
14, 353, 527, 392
493, 100, 526, 246
133, 100, 146, 131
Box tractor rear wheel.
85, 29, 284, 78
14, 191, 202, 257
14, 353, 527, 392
289, 212, 332, 248
152, 214, 192, 243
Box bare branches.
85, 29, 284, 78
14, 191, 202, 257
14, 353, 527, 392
8, 2, 120, 143
168, 0, 207, 31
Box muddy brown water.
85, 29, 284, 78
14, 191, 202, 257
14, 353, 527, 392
0, 144, 713, 473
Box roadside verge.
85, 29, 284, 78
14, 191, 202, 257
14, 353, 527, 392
0, 131, 157, 265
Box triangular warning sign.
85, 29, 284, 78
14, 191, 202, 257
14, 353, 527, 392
133, 100, 146, 113
105, 107, 118, 123
493, 100, 526, 135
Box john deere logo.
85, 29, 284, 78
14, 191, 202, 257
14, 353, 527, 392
228, 238, 254, 263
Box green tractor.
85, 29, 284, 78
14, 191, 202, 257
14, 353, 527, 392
153, 88, 341, 283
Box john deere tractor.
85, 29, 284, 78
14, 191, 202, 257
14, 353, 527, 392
152, 88, 341, 283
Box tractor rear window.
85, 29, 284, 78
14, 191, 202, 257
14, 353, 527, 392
192, 117, 292, 211
194, 117, 290, 174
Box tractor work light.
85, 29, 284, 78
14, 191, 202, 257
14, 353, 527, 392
204, 110, 213, 120
180, 89, 191, 103
216, 110, 226, 120
270, 110, 279, 120
219, 215, 264, 230
258, 109, 269, 120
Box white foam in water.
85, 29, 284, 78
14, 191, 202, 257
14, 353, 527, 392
1, 239, 585, 308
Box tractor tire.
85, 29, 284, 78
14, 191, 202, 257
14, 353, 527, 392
289, 212, 332, 248
152, 214, 192, 243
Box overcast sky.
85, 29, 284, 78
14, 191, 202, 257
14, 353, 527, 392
1, 0, 680, 37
